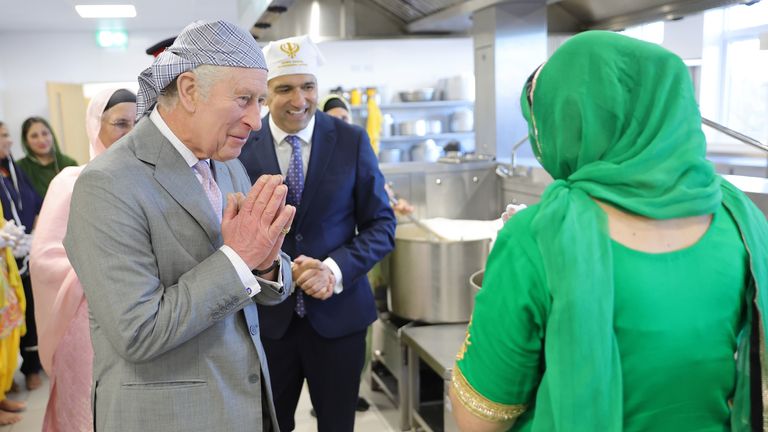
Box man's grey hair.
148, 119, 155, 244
157, 65, 229, 110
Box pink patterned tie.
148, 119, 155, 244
193, 160, 222, 223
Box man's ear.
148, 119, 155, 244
176, 71, 198, 113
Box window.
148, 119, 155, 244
722, 38, 768, 142
701, 2, 768, 150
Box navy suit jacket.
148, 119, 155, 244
239, 111, 396, 339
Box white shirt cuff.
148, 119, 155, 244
220, 246, 284, 297
323, 257, 344, 294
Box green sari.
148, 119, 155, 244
453, 31, 768, 431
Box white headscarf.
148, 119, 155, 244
85, 88, 124, 160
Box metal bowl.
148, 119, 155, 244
469, 269, 484, 292
398, 88, 435, 102
378, 148, 402, 163
397, 120, 428, 136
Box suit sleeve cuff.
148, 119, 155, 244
257, 262, 284, 293
323, 257, 344, 294
219, 245, 262, 297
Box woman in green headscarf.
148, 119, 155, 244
449, 31, 768, 431
17, 117, 78, 198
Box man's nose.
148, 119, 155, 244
244, 104, 263, 131
290, 90, 306, 108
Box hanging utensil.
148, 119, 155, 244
386, 187, 449, 241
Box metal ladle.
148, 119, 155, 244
386, 188, 449, 242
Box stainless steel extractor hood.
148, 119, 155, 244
242, 0, 763, 41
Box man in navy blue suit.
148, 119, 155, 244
238, 35, 396, 432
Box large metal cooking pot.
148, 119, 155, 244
389, 223, 489, 323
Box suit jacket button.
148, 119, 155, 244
249, 325, 258, 335
248, 374, 260, 384
295, 233, 303, 242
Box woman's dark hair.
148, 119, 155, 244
21, 116, 59, 157
524, 64, 544, 108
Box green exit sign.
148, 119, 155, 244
96, 30, 128, 48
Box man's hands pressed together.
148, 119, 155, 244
222, 174, 296, 278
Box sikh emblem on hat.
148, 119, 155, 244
280, 42, 300, 59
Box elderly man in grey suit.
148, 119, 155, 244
63, 20, 295, 432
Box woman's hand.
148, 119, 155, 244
501, 203, 527, 223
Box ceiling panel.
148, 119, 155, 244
368, 0, 465, 23
0, 0, 239, 33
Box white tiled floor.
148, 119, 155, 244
0, 370, 399, 432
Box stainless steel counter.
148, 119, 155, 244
380, 160, 496, 175
379, 160, 502, 221
400, 324, 467, 432
400, 324, 467, 380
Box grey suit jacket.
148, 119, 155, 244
63, 118, 290, 432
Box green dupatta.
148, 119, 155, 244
522, 31, 768, 431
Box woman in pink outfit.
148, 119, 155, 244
30, 87, 136, 432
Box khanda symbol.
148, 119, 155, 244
280, 42, 300, 59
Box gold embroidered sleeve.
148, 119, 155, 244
451, 363, 527, 422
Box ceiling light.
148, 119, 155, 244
75, 5, 137, 18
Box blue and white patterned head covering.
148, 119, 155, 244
136, 20, 267, 119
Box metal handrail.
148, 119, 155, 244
702, 117, 768, 154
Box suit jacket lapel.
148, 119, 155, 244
134, 120, 221, 246
295, 113, 335, 228
249, 119, 281, 177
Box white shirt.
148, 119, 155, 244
268, 115, 344, 294
150, 108, 283, 297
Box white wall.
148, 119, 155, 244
0, 32, 474, 158
315, 38, 474, 104
0, 29, 175, 157
663, 14, 704, 60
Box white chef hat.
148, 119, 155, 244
263, 35, 325, 81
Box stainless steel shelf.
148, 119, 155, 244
380, 132, 474, 143
351, 100, 474, 110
